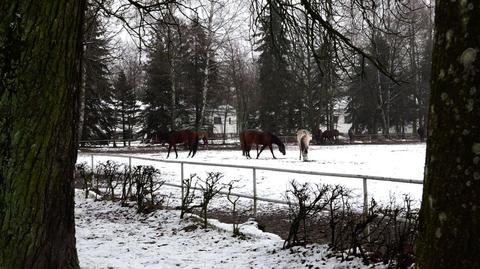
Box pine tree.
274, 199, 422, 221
256, 2, 294, 133
114, 71, 137, 146
80, 6, 115, 145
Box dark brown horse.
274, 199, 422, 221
166, 130, 199, 158
150, 131, 170, 145
321, 129, 340, 144
240, 129, 286, 159
193, 130, 209, 148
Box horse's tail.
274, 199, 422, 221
300, 133, 311, 161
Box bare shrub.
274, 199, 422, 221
97, 160, 121, 201
226, 180, 244, 237
283, 180, 330, 249
373, 195, 418, 268
75, 162, 93, 199
132, 165, 163, 213
180, 174, 201, 219
325, 185, 351, 249
120, 165, 134, 206
198, 172, 224, 229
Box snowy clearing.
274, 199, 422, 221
77, 143, 426, 210
75, 190, 389, 269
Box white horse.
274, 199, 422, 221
296, 129, 312, 161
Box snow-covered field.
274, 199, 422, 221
77, 143, 426, 209
75, 143, 425, 268
76, 190, 389, 269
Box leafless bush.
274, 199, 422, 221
132, 165, 163, 213
180, 174, 201, 219
120, 165, 134, 206
373, 195, 418, 268
97, 161, 122, 201
198, 172, 225, 229
325, 185, 352, 249
75, 162, 94, 199
283, 180, 330, 249
342, 199, 381, 262
226, 180, 244, 237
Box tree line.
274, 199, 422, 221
81, 0, 433, 142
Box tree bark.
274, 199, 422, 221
0, 0, 85, 268
416, 1, 480, 268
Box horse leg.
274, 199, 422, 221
303, 146, 308, 161
187, 141, 193, 157
299, 146, 302, 160
191, 141, 198, 157
269, 145, 276, 159
167, 144, 172, 159
257, 145, 267, 159
246, 145, 251, 159
174, 144, 178, 159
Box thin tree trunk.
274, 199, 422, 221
0, 1, 85, 267
167, 18, 177, 131
78, 54, 87, 144
171, 68, 176, 130
223, 90, 230, 144
197, 0, 215, 130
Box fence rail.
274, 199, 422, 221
84, 153, 423, 215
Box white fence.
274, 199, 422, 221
84, 153, 424, 215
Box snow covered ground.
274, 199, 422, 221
77, 143, 426, 209
75, 190, 389, 269
75, 144, 425, 268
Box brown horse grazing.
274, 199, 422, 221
322, 129, 340, 144
240, 129, 286, 159
166, 130, 199, 159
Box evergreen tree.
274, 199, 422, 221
114, 71, 137, 146
256, 2, 294, 133
80, 6, 115, 144
182, 17, 220, 129
143, 28, 175, 134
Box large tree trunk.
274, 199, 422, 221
0, 1, 85, 268
416, 1, 480, 268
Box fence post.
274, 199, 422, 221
91, 154, 94, 172
253, 168, 257, 216
363, 177, 370, 241
181, 162, 184, 202
128, 157, 132, 172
